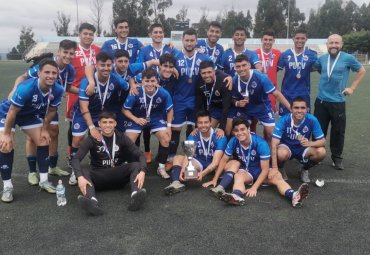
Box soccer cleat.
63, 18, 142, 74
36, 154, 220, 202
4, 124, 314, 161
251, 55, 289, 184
164, 181, 186, 195
145, 151, 152, 164
1, 187, 14, 203
69, 171, 78, 185
48, 166, 70, 176
128, 188, 147, 211
210, 185, 226, 200
28, 172, 39, 186
300, 169, 311, 183
66, 157, 72, 169
77, 195, 104, 216
292, 183, 310, 208
39, 181, 56, 194
221, 192, 246, 206
157, 166, 170, 179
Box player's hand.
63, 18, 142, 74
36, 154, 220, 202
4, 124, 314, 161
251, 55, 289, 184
202, 179, 217, 188
300, 137, 310, 147
215, 128, 225, 138
268, 167, 279, 180
342, 87, 354, 96
167, 41, 175, 49
173, 69, 179, 79
238, 99, 249, 107
190, 128, 198, 136
134, 171, 146, 189
78, 176, 92, 196
40, 128, 51, 145
0, 133, 14, 153
129, 84, 140, 96
85, 82, 95, 96
135, 118, 148, 126
223, 76, 233, 90
245, 187, 257, 197
90, 127, 102, 142
197, 171, 205, 181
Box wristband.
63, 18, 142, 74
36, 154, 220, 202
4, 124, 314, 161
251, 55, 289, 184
88, 125, 95, 130
167, 123, 172, 128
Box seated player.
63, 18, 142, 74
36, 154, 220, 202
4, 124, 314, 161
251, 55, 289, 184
122, 68, 173, 179
0, 59, 64, 202
71, 111, 147, 215
204, 118, 309, 208
271, 97, 326, 183
164, 111, 227, 195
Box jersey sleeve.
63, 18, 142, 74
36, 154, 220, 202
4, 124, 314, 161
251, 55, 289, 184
225, 137, 237, 156
123, 94, 136, 110
311, 117, 324, 140
272, 116, 286, 140
27, 64, 39, 78
257, 137, 271, 160
164, 90, 173, 111
348, 54, 363, 72
250, 51, 260, 66
277, 53, 285, 70
113, 73, 129, 91
78, 78, 89, 101
260, 73, 276, 94
10, 82, 32, 108
136, 47, 146, 63
100, 41, 111, 55
313, 57, 322, 71
128, 62, 146, 76
67, 66, 76, 86
215, 136, 227, 151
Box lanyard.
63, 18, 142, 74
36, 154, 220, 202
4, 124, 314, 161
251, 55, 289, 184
115, 38, 128, 51
151, 44, 164, 59
204, 77, 216, 110
232, 48, 245, 61
239, 134, 253, 169
260, 49, 273, 73
237, 70, 253, 97
291, 48, 306, 75
101, 133, 116, 167
327, 52, 341, 80
38, 79, 52, 118
290, 113, 305, 139
205, 39, 216, 62
183, 51, 197, 79
78, 44, 92, 66
199, 128, 214, 161
142, 88, 156, 118
95, 73, 110, 110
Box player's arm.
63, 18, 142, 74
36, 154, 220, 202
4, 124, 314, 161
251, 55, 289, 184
79, 100, 101, 141
200, 150, 224, 180
343, 66, 366, 95
270, 137, 281, 179
202, 153, 230, 188
254, 62, 263, 72
246, 159, 269, 197
272, 89, 290, 111
84, 65, 96, 96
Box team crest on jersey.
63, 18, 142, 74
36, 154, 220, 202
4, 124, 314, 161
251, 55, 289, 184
0, 118, 5, 124
109, 83, 114, 90
215, 49, 220, 55
251, 149, 256, 156
128, 43, 133, 48
74, 123, 80, 129
303, 55, 309, 61
303, 126, 309, 133
196, 59, 201, 65
251, 81, 257, 89
114, 144, 119, 152
215, 90, 220, 97
156, 97, 162, 104
32, 95, 38, 102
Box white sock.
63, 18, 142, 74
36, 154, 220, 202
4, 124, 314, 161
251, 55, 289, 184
158, 163, 165, 169
3, 179, 13, 189
39, 173, 48, 183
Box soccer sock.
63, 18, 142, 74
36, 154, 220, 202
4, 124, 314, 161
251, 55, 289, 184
186, 125, 193, 137
303, 160, 318, 170
285, 189, 294, 200
171, 165, 181, 181
135, 135, 141, 147
67, 124, 72, 147
157, 144, 170, 164
26, 155, 37, 173
39, 173, 48, 183
169, 130, 180, 155
49, 152, 58, 168
70, 147, 79, 159
232, 189, 244, 198
0, 150, 14, 181
3, 179, 13, 189
85, 185, 96, 200
219, 171, 235, 189
36, 146, 49, 174
143, 127, 151, 152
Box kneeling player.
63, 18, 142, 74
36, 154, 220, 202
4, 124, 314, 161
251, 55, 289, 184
164, 111, 227, 195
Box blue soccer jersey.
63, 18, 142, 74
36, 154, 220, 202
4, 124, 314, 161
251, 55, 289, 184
101, 38, 143, 63
225, 135, 271, 170
196, 39, 224, 68
187, 128, 227, 163
272, 113, 324, 147
136, 44, 174, 63
220, 48, 260, 76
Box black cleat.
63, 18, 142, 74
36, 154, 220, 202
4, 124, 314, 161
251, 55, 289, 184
128, 189, 147, 211
77, 195, 104, 216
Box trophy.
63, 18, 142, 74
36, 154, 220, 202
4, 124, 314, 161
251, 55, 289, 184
182, 140, 198, 180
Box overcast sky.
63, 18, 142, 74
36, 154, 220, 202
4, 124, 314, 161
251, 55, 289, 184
1, 0, 369, 52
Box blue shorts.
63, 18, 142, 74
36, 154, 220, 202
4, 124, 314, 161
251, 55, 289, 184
124, 118, 167, 134
230, 108, 275, 127
209, 107, 222, 121
172, 103, 195, 127
71, 111, 99, 136
0, 113, 43, 132
192, 157, 211, 171
240, 167, 262, 183
116, 112, 126, 132
278, 143, 309, 163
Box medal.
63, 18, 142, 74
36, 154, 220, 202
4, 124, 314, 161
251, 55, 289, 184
183, 51, 197, 85
146, 117, 151, 122
296, 73, 301, 79
143, 87, 155, 123
291, 48, 306, 81
188, 78, 193, 84
296, 134, 303, 140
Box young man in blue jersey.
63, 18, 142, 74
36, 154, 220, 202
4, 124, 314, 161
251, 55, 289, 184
69, 52, 129, 185
164, 111, 227, 195
123, 68, 173, 179
0, 59, 64, 202
101, 17, 143, 63
204, 118, 309, 208
313, 34, 366, 170
277, 28, 317, 116
10, 40, 77, 185
196, 21, 224, 68
271, 97, 326, 183
220, 27, 262, 76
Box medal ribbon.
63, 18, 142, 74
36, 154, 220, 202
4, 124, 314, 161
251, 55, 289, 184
199, 128, 214, 161
290, 113, 305, 139
95, 73, 111, 110
101, 132, 116, 167
237, 70, 253, 97
142, 88, 156, 119
239, 134, 253, 169
184, 51, 197, 80
115, 38, 128, 51
327, 52, 341, 80
291, 48, 306, 76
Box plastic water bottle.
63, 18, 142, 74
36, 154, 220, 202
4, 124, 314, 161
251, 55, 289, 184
56, 179, 67, 206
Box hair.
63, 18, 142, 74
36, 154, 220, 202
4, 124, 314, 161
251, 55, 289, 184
183, 28, 197, 38
38, 58, 58, 70
293, 27, 307, 36
142, 68, 157, 79
234, 54, 250, 64
99, 111, 117, 121
79, 22, 96, 33
196, 110, 211, 122
199, 60, 214, 71
262, 29, 275, 38
232, 118, 250, 129
114, 17, 129, 28
208, 21, 222, 30
59, 39, 77, 50
233, 26, 247, 36
149, 23, 163, 34
114, 49, 130, 60
291, 96, 308, 107
159, 53, 176, 66
96, 52, 113, 63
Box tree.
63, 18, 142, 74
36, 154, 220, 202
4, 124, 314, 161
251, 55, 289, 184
192, 7, 210, 38
356, 3, 370, 31
90, 0, 104, 37
343, 30, 370, 53
221, 8, 253, 37
16, 26, 36, 57
176, 6, 189, 22
152, 0, 173, 21
7, 47, 22, 60
53, 11, 71, 36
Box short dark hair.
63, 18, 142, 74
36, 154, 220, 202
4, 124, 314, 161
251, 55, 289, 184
291, 96, 308, 107
96, 52, 113, 63
159, 53, 176, 66
99, 111, 117, 120
235, 54, 250, 64
199, 60, 214, 71
196, 110, 211, 122
149, 23, 163, 34
233, 27, 247, 36
262, 29, 275, 38
293, 27, 307, 37
79, 23, 96, 33
208, 21, 222, 30
183, 28, 197, 38
59, 39, 77, 50
38, 58, 58, 70
114, 17, 129, 28
142, 68, 157, 79
114, 49, 130, 60
232, 118, 250, 129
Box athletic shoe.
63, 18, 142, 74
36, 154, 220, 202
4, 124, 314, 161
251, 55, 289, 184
77, 195, 104, 216
332, 157, 344, 170
164, 181, 185, 195
280, 167, 288, 181
69, 171, 77, 186
157, 166, 170, 179
292, 183, 310, 208
48, 166, 70, 176
1, 187, 14, 203
28, 172, 39, 186
39, 181, 56, 194
210, 185, 225, 199
221, 192, 245, 206
300, 169, 311, 183
128, 188, 147, 211
66, 157, 72, 169
145, 151, 152, 164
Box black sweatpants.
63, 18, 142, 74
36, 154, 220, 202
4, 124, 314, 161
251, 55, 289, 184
314, 98, 346, 159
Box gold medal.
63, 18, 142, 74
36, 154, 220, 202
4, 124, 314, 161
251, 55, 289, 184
146, 117, 151, 122
188, 78, 192, 84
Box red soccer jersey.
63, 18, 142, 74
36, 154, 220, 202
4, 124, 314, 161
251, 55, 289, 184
255, 48, 281, 85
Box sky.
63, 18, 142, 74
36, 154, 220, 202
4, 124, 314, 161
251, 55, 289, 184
1, 0, 369, 53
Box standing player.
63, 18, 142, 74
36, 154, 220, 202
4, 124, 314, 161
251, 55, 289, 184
271, 97, 326, 183
123, 68, 173, 179
0, 59, 64, 202
220, 27, 262, 76
164, 111, 227, 195
101, 17, 143, 63
277, 28, 317, 115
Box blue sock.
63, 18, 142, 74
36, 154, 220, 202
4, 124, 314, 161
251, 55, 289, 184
0, 150, 14, 180
37, 146, 49, 174
71, 147, 79, 159
219, 171, 235, 189
49, 152, 58, 168
285, 189, 294, 200
26, 155, 37, 173
232, 189, 243, 198
171, 165, 181, 181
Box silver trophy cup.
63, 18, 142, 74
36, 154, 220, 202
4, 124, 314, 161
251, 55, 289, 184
182, 140, 198, 180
